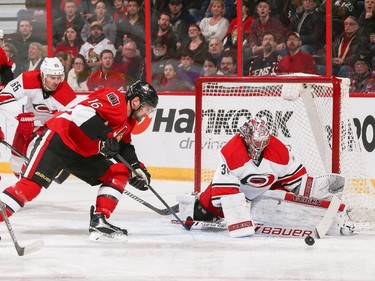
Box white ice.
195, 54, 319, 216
0, 174, 375, 281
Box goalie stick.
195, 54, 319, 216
0, 199, 44, 256
123, 190, 179, 215
115, 154, 190, 230
171, 195, 342, 239
0, 140, 70, 184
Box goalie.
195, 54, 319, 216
178, 117, 354, 237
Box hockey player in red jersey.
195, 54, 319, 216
0, 80, 159, 241
178, 117, 354, 237
0, 57, 78, 176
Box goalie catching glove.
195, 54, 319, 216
129, 162, 150, 191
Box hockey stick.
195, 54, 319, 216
123, 189, 179, 215
115, 154, 190, 230
0, 139, 70, 184
0, 199, 44, 256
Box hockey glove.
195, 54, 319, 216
0, 127, 4, 141
101, 138, 120, 158
129, 162, 151, 191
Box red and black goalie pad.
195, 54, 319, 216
11, 112, 35, 156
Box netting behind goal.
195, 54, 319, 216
194, 76, 375, 225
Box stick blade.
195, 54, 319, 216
17, 240, 44, 256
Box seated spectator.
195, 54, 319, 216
153, 60, 192, 91
9, 19, 44, 64
87, 49, 126, 91
220, 53, 237, 76
168, 0, 195, 49
114, 40, 143, 85
224, 1, 254, 51
152, 12, 178, 55
2, 43, 21, 77
179, 24, 208, 66
80, 1, 116, 43
113, 0, 127, 23
176, 49, 201, 90
115, 0, 145, 57
52, 0, 85, 47
22, 42, 45, 72
199, 0, 230, 42
201, 55, 223, 76
78, 0, 114, 20
55, 51, 72, 78
289, 0, 325, 54
208, 38, 225, 68
319, 0, 357, 38
53, 26, 85, 57
67, 54, 92, 91
332, 16, 371, 77
350, 56, 375, 92
150, 38, 175, 83
199, 0, 235, 23
246, 0, 286, 57
79, 22, 116, 70
276, 32, 317, 74
358, 0, 375, 60
248, 32, 280, 76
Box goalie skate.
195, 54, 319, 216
89, 206, 128, 242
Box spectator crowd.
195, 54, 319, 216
0, 0, 374, 93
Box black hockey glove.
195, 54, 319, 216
129, 162, 151, 191
101, 138, 120, 158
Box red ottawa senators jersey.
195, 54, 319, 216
210, 134, 307, 206
46, 88, 136, 157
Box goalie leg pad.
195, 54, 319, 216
251, 194, 354, 236
221, 193, 255, 238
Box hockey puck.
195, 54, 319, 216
304, 235, 315, 246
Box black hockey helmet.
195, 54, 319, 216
126, 80, 159, 108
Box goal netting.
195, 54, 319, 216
194, 75, 375, 226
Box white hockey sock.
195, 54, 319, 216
221, 193, 255, 238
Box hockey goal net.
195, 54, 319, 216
194, 76, 375, 225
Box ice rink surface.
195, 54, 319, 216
0, 175, 375, 281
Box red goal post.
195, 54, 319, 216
194, 75, 375, 225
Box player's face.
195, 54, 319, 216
43, 74, 64, 91
132, 101, 155, 122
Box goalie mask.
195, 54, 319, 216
239, 118, 270, 164
40, 57, 65, 91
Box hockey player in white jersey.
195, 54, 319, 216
178, 117, 354, 237
0, 57, 79, 176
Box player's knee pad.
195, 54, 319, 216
0, 178, 42, 216
221, 193, 255, 238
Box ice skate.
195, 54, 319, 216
89, 206, 128, 242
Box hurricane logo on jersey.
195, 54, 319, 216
107, 92, 120, 106
33, 104, 58, 114
240, 173, 276, 188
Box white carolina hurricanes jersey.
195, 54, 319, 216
0, 70, 78, 130
210, 134, 307, 206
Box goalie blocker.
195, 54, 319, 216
177, 174, 354, 237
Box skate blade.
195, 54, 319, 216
89, 231, 128, 243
